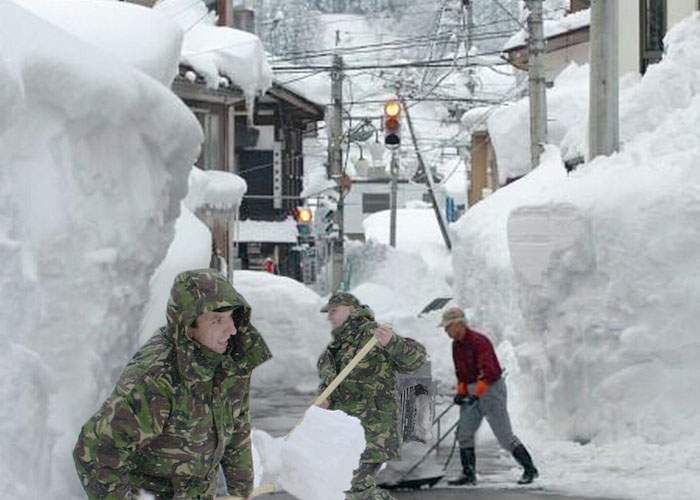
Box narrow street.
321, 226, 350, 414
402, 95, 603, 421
250, 388, 619, 500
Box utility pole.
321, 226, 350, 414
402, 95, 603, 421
526, 0, 547, 168
463, 0, 476, 95
328, 53, 344, 292
389, 151, 398, 247
401, 98, 452, 251
588, 0, 619, 159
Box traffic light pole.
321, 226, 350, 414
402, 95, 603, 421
329, 54, 344, 292
401, 98, 452, 250
389, 150, 398, 247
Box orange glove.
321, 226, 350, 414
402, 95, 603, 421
456, 381, 468, 396
473, 380, 490, 398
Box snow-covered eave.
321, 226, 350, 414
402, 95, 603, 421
172, 64, 247, 103
267, 81, 325, 121
502, 9, 591, 53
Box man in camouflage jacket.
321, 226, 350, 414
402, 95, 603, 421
73, 269, 272, 499
317, 292, 427, 500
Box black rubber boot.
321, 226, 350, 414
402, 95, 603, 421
512, 444, 539, 485
447, 447, 476, 485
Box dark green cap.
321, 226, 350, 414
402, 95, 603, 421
320, 291, 361, 312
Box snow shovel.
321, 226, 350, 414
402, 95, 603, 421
218, 335, 380, 500
382, 402, 477, 490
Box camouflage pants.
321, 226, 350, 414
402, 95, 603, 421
345, 463, 395, 500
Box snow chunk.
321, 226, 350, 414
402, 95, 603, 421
184, 166, 247, 212
156, 0, 272, 100
252, 406, 365, 500
13, 0, 184, 86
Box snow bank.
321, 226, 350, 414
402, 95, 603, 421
487, 62, 590, 181
139, 204, 212, 345
0, 2, 201, 497
233, 271, 329, 392
14, 0, 183, 86
450, 13, 700, 499
491, 11, 700, 181
184, 166, 247, 212
156, 0, 272, 101
252, 406, 365, 500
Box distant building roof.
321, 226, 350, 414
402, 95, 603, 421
236, 217, 299, 243
502, 8, 591, 52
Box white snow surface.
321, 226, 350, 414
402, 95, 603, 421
139, 203, 212, 345
0, 2, 201, 497
252, 406, 365, 500
13, 0, 183, 86
233, 271, 329, 393
155, 0, 272, 100
184, 166, 248, 212
449, 13, 700, 500
503, 7, 590, 51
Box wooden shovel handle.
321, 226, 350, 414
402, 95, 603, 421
313, 335, 379, 406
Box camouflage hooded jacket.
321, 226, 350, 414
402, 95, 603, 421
317, 306, 427, 463
74, 269, 272, 499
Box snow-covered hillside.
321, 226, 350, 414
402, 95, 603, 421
0, 2, 201, 497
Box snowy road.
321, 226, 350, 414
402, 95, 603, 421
255, 490, 613, 500
249, 388, 619, 500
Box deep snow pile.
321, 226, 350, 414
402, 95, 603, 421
155, 0, 272, 103
12, 0, 183, 86
252, 406, 365, 500
0, 2, 201, 498
451, 13, 700, 499
233, 271, 329, 392
184, 166, 247, 212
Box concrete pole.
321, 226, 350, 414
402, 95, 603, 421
389, 151, 398, 248
526, 0, 547, 168
329, 54, 344, 291
588, 0, 619, 159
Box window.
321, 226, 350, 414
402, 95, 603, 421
640, 0, 666, 73
362, 193, 391, 214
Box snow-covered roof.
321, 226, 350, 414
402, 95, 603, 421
503, 8, 590, 52
236, 217, 299, 243
155, 0, 272, 100
184, 167, 247, 212
14, 0, 183, 86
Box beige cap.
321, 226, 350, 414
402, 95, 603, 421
438, 307, 466, 328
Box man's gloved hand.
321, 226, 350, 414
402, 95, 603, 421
453, 394, 466, 406
465, 395, 479, 406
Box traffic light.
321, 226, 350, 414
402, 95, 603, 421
294, 207, 313, 224
383, 98, 401, 149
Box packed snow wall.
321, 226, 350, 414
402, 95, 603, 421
452, 14, 700, 446
0, 3, 202, 498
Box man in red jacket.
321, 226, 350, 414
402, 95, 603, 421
439, 307, 538, 486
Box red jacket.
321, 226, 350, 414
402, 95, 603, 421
452, 328, 502, 396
